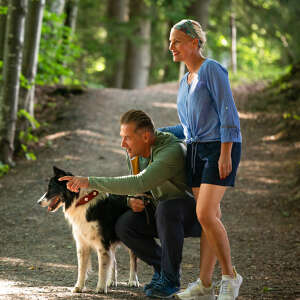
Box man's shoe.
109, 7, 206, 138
217, 267, 243, 300
144, 271, 161, 291
146, 273, 180, 298
175, 278, 215, 300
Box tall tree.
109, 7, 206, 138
0, 0, 27, 165
49, 0, 65, 15
0, 0, 8, 61
123, 0, 151, 89
187, 0, 211, 29
19, 0, 45, 121
0, 0, 8, 97
64, 0, 78, 34
230, 9, 237, 73
106, 0, 129, 88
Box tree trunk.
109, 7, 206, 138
49, 0, 65, 15
107, 0, 129, 88
230, 11, 237, 73
0, 0, 8, 61
187, 0, 211, 30
0, 0, 27, 165
123, 0, 151, 89
64, 0, 78, 34
20, 0, 45, 120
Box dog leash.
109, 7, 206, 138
129, 195, 152, 225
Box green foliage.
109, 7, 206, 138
18, 109, 40, 129
0, 161, 9, 177
20, 143, 37, 161
19, 73, 32, 89
0, 5, 8, 15
37, 10, 82, 85
229, 64, 288, 85
17, 109, 40, 161
0, 60, 2, 81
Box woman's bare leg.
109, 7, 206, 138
196, 184, 234, 277
192, 187, 218, 287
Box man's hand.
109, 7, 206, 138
128, 194, 150, 212
59, 176, 89, 192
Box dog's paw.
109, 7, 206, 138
96, 285, 107, 294
72, 286, 83, 293
108, 280, 118, 287
128, 279, 140, 287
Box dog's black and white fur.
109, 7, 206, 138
37, 166, 139, 294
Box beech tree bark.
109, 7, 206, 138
123, 0, 151, 89
0, 0, 8, 61
187, 0, 211, 30
0, 0, 27, 165
49, 0, 65, 15
230, 11, 237, 73
20, 0, 45, 120
107, 0, 129, 88
64, 0, 79, 34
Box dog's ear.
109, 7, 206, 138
53, 166, 66, 177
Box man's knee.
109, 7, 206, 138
155, 200, 185, 234
156, 199, 182, 223
115, 211, 134, 239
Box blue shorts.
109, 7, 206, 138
186, 141, 241, 187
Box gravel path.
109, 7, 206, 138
0, 83, 299, 299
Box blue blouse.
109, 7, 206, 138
160, 58, 242, 144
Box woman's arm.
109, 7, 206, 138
158, 124, 185, 139
206, 61, 241, 143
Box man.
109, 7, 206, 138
59, 109, 202, 298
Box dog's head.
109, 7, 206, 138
37, 166, 78, 212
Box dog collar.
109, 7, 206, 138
75, 190, 99, 207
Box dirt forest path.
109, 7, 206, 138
0, 83, 299, 300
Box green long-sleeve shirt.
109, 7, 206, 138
88, 131, 191, 207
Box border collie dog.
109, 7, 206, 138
37, 166, 139, 294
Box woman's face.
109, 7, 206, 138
169, 28, 197, 62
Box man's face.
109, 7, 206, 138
120, 122, 149, 158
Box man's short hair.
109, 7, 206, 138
120, 110, 155, 133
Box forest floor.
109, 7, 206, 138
0, 82, 299, 300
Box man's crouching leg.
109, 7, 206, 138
115, 209, 162, 287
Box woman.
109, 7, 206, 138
161, 19, 243, 300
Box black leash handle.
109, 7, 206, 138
129, 195, 152, 225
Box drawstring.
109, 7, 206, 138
186, 137, 201, 175
191, 142, 198, 175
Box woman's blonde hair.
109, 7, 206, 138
173, 19, 206, 52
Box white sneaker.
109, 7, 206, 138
175, 278, 215, 300
217, 267, 243, 300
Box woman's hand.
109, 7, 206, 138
59, 176, 89, 192
218, 142, 233, 180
